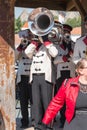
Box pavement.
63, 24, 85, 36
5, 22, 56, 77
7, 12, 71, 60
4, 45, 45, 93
16, 99, 63, 130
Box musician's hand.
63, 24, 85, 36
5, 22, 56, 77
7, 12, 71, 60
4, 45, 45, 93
31, 36, 42, 49
31, 35, 39, 42
42, 35, 52, 46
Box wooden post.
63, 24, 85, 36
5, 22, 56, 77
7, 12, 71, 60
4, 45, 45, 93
0, 0, 16, 130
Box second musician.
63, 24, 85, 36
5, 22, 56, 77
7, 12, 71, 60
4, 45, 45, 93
25, 34, 58, 129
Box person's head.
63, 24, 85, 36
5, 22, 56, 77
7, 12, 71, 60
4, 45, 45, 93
63, 24, 72, 34
75, 58, 87, 76
63, 24, 72, 43
54, 21, 63, 35
54, 21, 63, 29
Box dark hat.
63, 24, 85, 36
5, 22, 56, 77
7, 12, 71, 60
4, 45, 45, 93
63, 24, 72, 32
84, 15, 87, 22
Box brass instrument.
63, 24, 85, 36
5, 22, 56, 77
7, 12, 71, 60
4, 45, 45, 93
48, 26, 63, 42
19, 38, 30, 49
48, 21, 63, 42
18, 29, 36, 48
28, 7, 54, 36
63, 33, 71, 43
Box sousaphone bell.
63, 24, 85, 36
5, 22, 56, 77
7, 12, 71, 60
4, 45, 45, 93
28, 7, 54, 36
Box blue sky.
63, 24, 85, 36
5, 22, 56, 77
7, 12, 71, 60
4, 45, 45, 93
14, 7, 33, 19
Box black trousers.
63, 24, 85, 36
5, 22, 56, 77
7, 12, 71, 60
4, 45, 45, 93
56, 70, 70, 126
18, 75, 32, 126
31, 74, 53, 127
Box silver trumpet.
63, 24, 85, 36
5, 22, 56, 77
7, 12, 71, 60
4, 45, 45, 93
28, 7, 54, 36
20, 38, 30, 49
63, 33, 71, 43
48, 26, 63, 42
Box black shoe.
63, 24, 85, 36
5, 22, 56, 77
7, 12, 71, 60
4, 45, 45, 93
47, 127, 53, 130
35, 123, 46, 130
20, 124, 29, 129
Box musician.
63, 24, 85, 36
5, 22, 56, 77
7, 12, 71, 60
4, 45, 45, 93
15, 29, 33, 128
48, 20, 63, 94
72, 15, 87, 64
25, 34, 58, 130
54, 24, 75, 128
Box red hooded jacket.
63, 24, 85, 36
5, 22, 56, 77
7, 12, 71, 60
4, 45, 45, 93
42, 76, 80, 124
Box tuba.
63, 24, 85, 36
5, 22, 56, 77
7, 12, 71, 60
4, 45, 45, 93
28, 7, 54, 36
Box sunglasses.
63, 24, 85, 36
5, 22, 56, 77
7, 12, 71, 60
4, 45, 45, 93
81, 67, 87, 69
